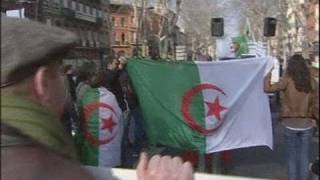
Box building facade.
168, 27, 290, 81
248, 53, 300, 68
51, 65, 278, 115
110, 3, 137, 57
109, 2, 186, 59
2, 0, 111, 68
306, 0, 319, 62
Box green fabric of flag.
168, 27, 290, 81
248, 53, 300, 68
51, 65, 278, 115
75, 87, 122, 167
232, 36, 249, 57
127, 58, 206, 152
76, 88, 100, 165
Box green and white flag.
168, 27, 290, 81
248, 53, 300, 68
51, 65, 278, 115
127, 57, 273, 154
232, 35, 249, 57
76, 87, 123, 167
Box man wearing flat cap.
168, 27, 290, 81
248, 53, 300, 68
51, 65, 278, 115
1, 16, 193, 180
1, 16, 93, 179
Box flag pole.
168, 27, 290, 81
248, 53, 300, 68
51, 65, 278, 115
246, 17, 256, 42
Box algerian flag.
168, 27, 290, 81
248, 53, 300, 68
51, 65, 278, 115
232, 36, 249, 57
127, 57, 273, 154
76, 87, 123, 167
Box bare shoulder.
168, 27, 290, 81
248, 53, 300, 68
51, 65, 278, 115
2, 145, 92, 180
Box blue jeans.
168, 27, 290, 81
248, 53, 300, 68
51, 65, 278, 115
284, 127, 314, 180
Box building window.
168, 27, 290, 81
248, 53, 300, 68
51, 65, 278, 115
115, 32, 119, 41
112, 17, 115, 26
121, 33, 126, 44
97, 10, 101, 17
121, 17, 126, 27
89, 6, 93, 15
134, 32, 137, 42
94, 31, 98, 43
79, 3, 83, 13
75, 1, 79, 11
62, 0, 68, 8
96, 8, 99, 17
83, 4, 87, 13
71, 1, 76, 10
67, 0, 72, 8
112, 32, 116, 43
92, 8, 96, 16
131, 32, 134, 43
86, 6, 90, 14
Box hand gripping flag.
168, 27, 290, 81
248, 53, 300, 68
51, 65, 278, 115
76, 87, 123, 167
127, 57, 273, 154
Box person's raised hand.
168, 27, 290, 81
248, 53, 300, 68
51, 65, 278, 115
137, 152, 194, 180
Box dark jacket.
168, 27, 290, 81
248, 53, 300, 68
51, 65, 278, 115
118, 69, 139, 110
104, 69, 126, 111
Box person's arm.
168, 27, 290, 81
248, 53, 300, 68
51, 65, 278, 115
264, 72, 288, 93
137, 153, 194, 180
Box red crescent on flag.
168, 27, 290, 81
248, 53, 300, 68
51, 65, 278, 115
181, 83, 227, 135
83, 102, 118, 146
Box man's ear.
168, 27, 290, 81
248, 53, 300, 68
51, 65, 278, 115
33, 66, 51, 102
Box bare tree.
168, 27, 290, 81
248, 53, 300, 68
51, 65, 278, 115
154, 0, 183, 59
168, 0, 182, 59
286, 0, 311, 56
180, 0, 215, 59
132, 0, 145, 56
157, 0, 170, 58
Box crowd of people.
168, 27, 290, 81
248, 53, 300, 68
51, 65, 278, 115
59, 54, 149, 168
1, 16, 193, 180
1, 15, 319, 180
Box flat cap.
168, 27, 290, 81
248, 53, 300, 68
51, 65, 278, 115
1, 16, 78, 87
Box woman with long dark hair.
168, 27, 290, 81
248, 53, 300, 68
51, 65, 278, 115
264, 54, 318, 180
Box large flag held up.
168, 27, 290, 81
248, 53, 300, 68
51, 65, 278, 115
75, 87, 123, 167
127, 57, 273, 154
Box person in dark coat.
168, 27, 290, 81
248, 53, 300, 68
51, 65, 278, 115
118, 57, 147, 156
104, 59, 127, 112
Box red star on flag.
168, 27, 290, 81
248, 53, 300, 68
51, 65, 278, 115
101, 116, 117, 133
205, 96, 227, 121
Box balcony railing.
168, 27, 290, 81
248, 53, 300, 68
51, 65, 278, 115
75, 12, 97, 23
